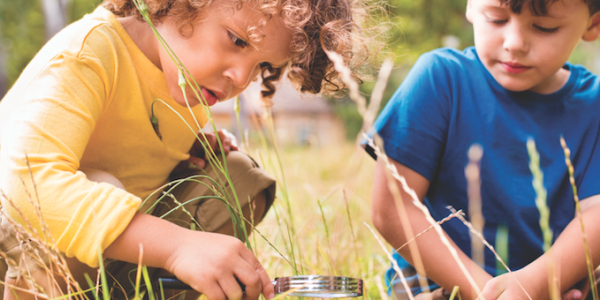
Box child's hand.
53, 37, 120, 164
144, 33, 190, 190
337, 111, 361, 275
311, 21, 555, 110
171, 129, 239, 179
187, 129, 239, 169
478, 270, 593, 300
476, 271, 536, 300
165, 230, 274, 300
562, 278, 590, 300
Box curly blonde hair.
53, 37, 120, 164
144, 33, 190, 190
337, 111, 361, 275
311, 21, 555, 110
102, 0, 370, 101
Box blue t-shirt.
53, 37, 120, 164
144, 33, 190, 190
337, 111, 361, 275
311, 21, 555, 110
371, 47, 600, 294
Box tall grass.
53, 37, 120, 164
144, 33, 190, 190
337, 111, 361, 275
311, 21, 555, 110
2, 1, 599, 300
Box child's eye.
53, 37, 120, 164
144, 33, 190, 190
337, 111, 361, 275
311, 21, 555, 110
487, 18, 508, 25
228, 31, 248, 49
534, 24, 559, 33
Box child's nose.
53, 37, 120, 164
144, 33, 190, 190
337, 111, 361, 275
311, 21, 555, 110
224, 62, 260, 89
503, 24, 530, 54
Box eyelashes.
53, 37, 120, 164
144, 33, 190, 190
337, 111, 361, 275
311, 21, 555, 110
533, 24, 559, 33
486, 18, 559, 33
228, 31, 248, 49
227, 31, 275, 69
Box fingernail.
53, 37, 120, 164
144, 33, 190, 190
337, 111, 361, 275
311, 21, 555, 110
574, 291, 582, 299
268, 293, 275, 299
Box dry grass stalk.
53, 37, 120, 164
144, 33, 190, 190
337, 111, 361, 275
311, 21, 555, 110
365, 222, 416, 300
378, 147, 430, 294
327, 49, 431, 294
324, 50, 367, 117
360, 209, 462, 283
326, 48, 479, 298
465, 144, 484, 270
375, 275, 390, 300
560, 136, 598, 300
2, 165, 86, 299
365, 137, 484, 299
447, 207, 532, 300
362, 59, 394, 133
526, 139, 561, 300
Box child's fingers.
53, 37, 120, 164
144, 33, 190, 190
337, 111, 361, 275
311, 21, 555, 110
257, 266, 275, 300
476, 278, 504, 300
237, 249, 274, 300
563, 277, 589, 300
196, 132, 218, 154
562, 289, 584, 300
218, 276, 245, 300
188, 156, 206, 169
235, 264, 262, 300
201, 282, 228, 300
218, 129, 238, 151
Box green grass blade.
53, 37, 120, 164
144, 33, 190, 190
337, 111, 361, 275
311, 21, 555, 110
495, 224, 509, 276
84, 273, 99, 300
97, 246, 110, 300
142, 265, 156, 300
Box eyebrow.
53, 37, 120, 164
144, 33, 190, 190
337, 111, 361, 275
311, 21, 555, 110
484, 4, 567, 19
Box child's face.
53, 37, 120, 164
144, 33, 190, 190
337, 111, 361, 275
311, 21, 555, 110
466, 0, 600, 94
156, 1, 293, 107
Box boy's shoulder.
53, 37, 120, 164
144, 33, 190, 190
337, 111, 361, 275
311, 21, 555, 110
416, 47, 481, 71
407, 46, 488, 88
567, 62, 600, 91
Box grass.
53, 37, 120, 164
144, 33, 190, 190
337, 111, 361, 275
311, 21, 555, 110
2, 1, 599, 299
251, 142, 385, 286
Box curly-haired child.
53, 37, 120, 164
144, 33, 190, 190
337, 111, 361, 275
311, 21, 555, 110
0, 0, 367, 299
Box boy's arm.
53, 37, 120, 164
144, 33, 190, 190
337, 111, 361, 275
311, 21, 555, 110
104, 212, 275, 300
478, 195, 600, 300
372, 158, 492, 300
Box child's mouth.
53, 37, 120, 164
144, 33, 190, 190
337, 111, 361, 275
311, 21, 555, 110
501, 62, 531, 74
200, 87, 219, 106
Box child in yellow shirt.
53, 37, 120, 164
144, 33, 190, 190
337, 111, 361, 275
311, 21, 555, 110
0, 0, 367, 299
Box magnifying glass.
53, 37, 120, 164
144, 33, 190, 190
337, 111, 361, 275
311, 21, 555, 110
158, 275, 363, 298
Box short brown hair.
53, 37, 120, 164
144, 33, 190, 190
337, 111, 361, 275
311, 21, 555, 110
102, 0, 370, 101
499, 0, 600, 15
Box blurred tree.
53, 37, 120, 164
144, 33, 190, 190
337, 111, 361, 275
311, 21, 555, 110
0, 43, 6, 97
0, 0, 101, 99
386, 0, 473, 63
41, 0, 69, 40
332, 0, 474, 140
0, 0, 46, 95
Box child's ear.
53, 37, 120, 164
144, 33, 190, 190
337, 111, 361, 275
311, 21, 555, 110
582, 11, 600, 41
466, 0, 474, 23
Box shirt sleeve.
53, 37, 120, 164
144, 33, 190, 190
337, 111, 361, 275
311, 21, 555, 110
0, 52, 141, 267
372, 51, 452, 181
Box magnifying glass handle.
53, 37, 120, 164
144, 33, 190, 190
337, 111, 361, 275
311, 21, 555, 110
158, 277, 193, 290
158, 277, 267, 291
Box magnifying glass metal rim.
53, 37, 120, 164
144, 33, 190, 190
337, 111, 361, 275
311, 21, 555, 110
273, 275, 363, 297
158, 275, 363, 298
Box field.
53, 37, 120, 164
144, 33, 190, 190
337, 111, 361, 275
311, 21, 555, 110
247, 141, 389, 299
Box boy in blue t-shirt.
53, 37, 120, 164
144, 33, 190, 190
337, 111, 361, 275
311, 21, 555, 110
369, 0, 600, 299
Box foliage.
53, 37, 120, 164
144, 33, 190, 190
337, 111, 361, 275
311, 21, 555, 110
332, 0, 473, 140
0, 0, 102, 94
385, 0, 473, 63
0, 0, 46, 90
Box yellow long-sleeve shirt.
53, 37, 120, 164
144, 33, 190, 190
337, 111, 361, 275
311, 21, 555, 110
0, 7, 207, 266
